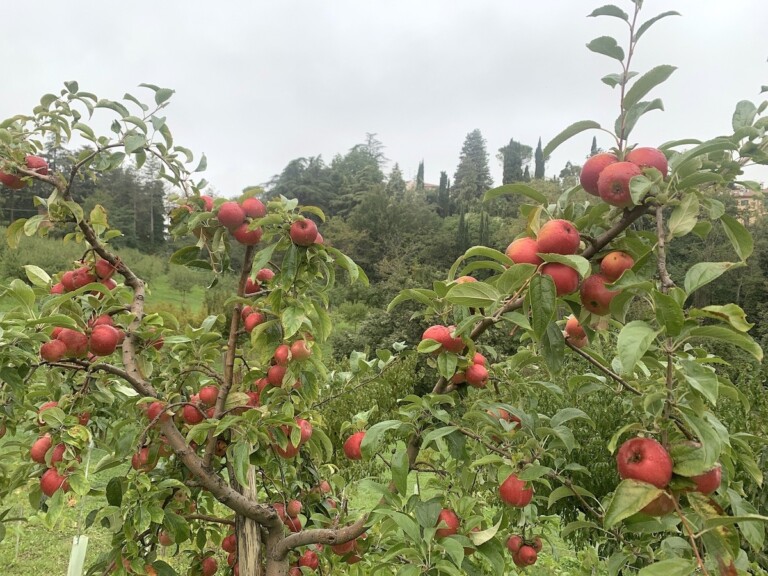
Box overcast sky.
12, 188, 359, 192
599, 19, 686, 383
2, 1, 766, 195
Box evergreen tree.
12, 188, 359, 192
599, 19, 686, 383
478, 210, 490, 247
523, 166, 531, 182
534, 137, 545, 179
415, 160, 424, 192
497, 138, 532, 184
456, 204, 469, 253
452, 129, 493, 205
437, 171, 450, 217
590, 136, 598, 156
386, 163, 407, 199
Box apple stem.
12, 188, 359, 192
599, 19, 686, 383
673, 498, 711, 575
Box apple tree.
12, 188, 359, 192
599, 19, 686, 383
0, 1, 767, 575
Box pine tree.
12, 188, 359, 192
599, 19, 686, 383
590, 136, 598, 156
523, 166, 531, 182
478, 210, 490, 246
416, 160, 424, 192
456, 204, 470, 253
498, 138, 532, 184
386, 163, 406, 198
437, 171, 450, 217
453, 129, 493, 205
534, 137, 545, 179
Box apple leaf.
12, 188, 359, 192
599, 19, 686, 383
586, 36, 625, 61
23, 265, 50, 288
637, 559, 698, 576
689, 304, 753, 332
623, 65, 676, 110
470, 516, 503, 546
629, 174, 653, 206
360, 420, 404, 460
720, 214, 754, 261
484, 183, 546, 205
604, 479, 663, 528
529, 274, 556, 340
617, 98, 664, 140
548, 486, 597, 509
617, 320, 659, 375
543, 120, 601, 158
732, 100, 758, 131
538, 254, 590, 278
684, 261, 743, 296
687, 325, 763, 362
653, 290, 685, 337
588, 5, 629, 21
635, 11, 681, 40
445, 282, 500, 309
667, 193, 699, 239
390, 448, 409, 496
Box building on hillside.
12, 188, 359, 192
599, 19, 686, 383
405, 180, 439, 193
731, 186, 765, 226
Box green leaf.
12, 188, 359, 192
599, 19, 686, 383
281, 306, 308, 339
653, 291, 684, 337
688, 325, 762, 361
550, 407, 592, 428
23, 265, 51, 288
629, 174, 653, 205
360, 420, 402, 459
415, 499, 443, 529
604, 479, 662, 528
539, 254, 590, 278
676, 171, 723, 189
445, 282, 500, 309
106, 477, 123, 506
684, 262, 742, 296
635, 11, 681, 40
637, 559, 698, 576
194, 153, 207, 173
720, 214, 753, 261
6, 218, 26, 249
732, 100, 757, 131
541, 321, 565, 374
169, 246, 201, 265
670, 138, 738, 176
586, 36, 625, 61
529, 274, 556, 340
95, 99, 130, 117
617, 320, 659, 375
548, 486, 597, 509
624, 65, 676, 110
483, 183, 546, 204
543, 120, 601, 157
618, 98, 664, 140
437, 351, 458, 380
667, 194, 699, 238
680, 359, 719, 406
421, 426, 459, 450
588, 5, 628, 20
155, 88, 175, 105
495, 263, 536, 295
689, 304, 752, 332
391, 448, 408, 495
232, 442, 250, 488
124, 134, 146, 154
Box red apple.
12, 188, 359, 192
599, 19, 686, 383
290, 340, 311, 361
201, 556, 218, 576
286, 499, 303, 518
256, 268, 275, 282
158, 530, 174, 547
40, 467, 69, 497
200, 195, 214, 211
472, 352, 486, 365
465, 363, 489, 388
564, 315, 586, 340
273, 344, 291, 365
505, 237, 543, 266
580, 152, 618, 195
40, 340, 68, 362
146, 401, 170, 423
435, 508, 460, 538
132, 447, 156, 472
94, 258, 116, 280
690, 464, 722, 494
199, 385, 219, 406
289, 219, 319, 246
244, 278, 259, 295
297, 418, 313, 444
89, 324, 121, 356
0, 170, 24, 189
182, 404, 204, 425
597, 161, 643, 208
487, 408, 521, 429
540, 263, 580, 296
626, 146, 668, 177
600, 251, 634, 281
536, 219, 580, 255
232, 223, 263, 245
25, 155, 49, 174
244, 312, 265, 333
331, 539, 357, 556
506, 534, 523, 554
31, 434, 53, 464
241, 197, 266, 218
217, 201, 246, 229
221, 533, 237, 553
50, 282, 65, 294
343, 431, 365, 460
298, 550, 319, 570
499, 473, 533, 507
616, 437, 673, 488
516, 545, 538, 566
57, 328, 89, 357
267, 364, 287, 386
580, 274, 620, 315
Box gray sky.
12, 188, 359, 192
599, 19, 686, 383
2, 1, 766, 195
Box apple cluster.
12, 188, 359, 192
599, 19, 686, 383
0, 154, 48, 189
41, 314, 125, 364
506, 534, 542, 567
579, 146, 668, 208
616, 436, 723, 517
216, 198, 267, 245
50, 258, 118, 295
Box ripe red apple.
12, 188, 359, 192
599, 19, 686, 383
200, 556, 218, 576
273, 344, 291, 365
221, 533, 237, 553
331, 539, 357, 556
57, 328, 89, 357
290, 340, 311, 361
71, 266, 97, 289
31, 434, 53, 464
232, 223, 263, 245
505, 237, 543, 266
241, 197, 267, 218
516, 545, 538, 566
0, 170, 24, 189
600, 251, 634, 281
244, 312, 265, 333
256, 268, 275, 282
435, 508, 460, 538
78, 411, 90, 426
200, 195, 214, 211
564, 315, 586, 341
289, 567, 301, 576
50, 282, 65, 294
25, 154, 49, 174
343, 431, 365, 460
616, 437, 673, 488
486, 408, 521, 429
37, 401, 59, 425
40, 339, 68, 362
267, 364, 287, 386
158, 530, 174, 547
146, 401, 170, 423
284, 515, 302, 532
597, 161, 643, 208
580, 152, 618, 195
286, 499, 302, 518
132, 447, 156, 472
274, 439, 300, 459
94, 258, 116, 280
472, 352, 486, 365
540, 263, 580, 296
690, 464, 722, 495
465, 363, 489, 388
298, 550, 319, 570
289, 219, 319, 246
89, 314, 115, 328
536, 219, 580, 255
297, 418, 313, 444
626, 146, 668, 177
217, 201, 246, 229
580, 274, 620, 315
40, 467, 69, 497
89, 324, 121, 356
182, 404, 204, 425
199, 385, 219, 406
640, 491, 676, 516
532, 536, 543, 552
499, 473, 533, 507
50, 443, 66, 464
506, 534, 523, 554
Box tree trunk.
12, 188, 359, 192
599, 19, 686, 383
238, 467, 264, 576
